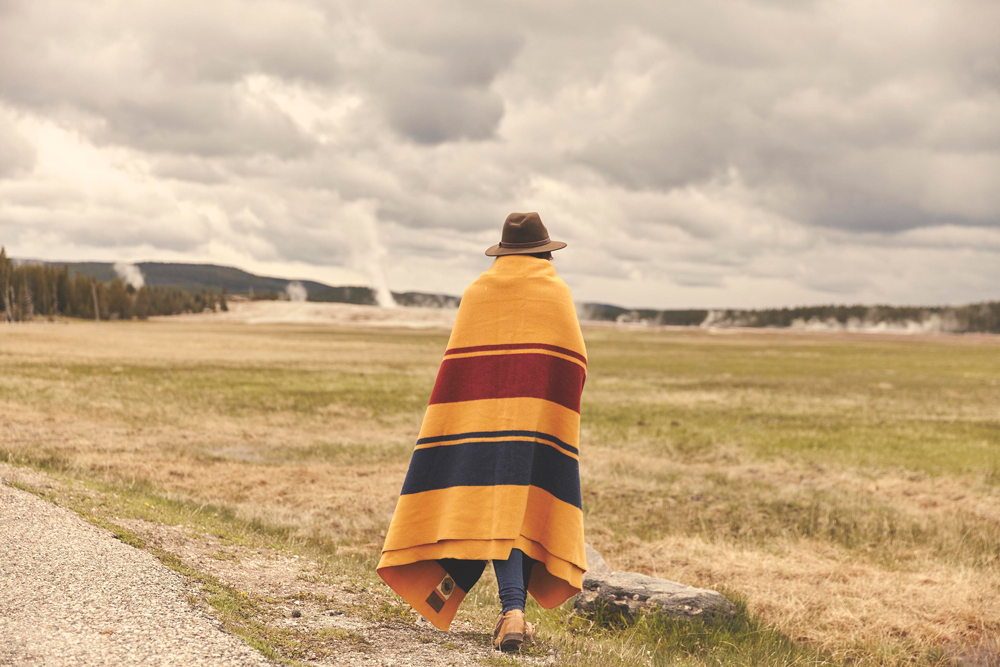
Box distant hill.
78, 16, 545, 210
136, 262, 379, 304
28, 259, 1000, 333
52, 261, 426, 307
55, 262, 120, 283
41, 260, 462, 310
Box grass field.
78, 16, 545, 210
2, 318, 999, 666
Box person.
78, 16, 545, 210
377, 212, 588, 652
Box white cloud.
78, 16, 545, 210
0, 108, 35, 177
0, 0, 997, 308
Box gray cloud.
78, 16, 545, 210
369, 17, 522, 143
151, 155, 229, 184
381, 85, 505, 144
0, 0, 998, 307
0, 111, 34, 177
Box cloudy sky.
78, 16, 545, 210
1, 0, 998, 308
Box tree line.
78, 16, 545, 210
0, 248, 228, 322
701, 302, 1000, 333
581, 300, 1000, 333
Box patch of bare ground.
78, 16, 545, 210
117, 517, 347, 603
116, 517, 509, 667
1, 464, 548, 667
169, 300, 458, 329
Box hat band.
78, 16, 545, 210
498, 237, 551, 249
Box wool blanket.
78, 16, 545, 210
377, 255, 588, 631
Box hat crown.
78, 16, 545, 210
501, 212, 549, 247
485, 211, 566, 256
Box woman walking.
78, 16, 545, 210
377, 212, 588, 652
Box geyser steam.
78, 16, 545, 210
113, 262, 145, 288
363, 218, 395, 309
285, 281, 308, 302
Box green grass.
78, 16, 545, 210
582, 331, 1000, 476
564, 601, 825, 667
0, 363, 433, 423
583, 470, 1000, 569
3, 321, 999, 666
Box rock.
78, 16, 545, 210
575, 571, 735, 620
584, 543, 612, 577
576, 544, 734, 620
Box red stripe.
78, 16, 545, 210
445, 343, 587, 365
429, 353, 585, 412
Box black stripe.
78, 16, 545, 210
437, 559, 487, 594
400, 440, 582, 509
445, 343, 587, 365
416, 430, 579, 456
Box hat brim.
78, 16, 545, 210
485, 240, 567, 257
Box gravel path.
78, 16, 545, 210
0, 479, 271, 667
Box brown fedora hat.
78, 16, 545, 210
485, 212, 568, 257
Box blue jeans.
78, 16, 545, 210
493, 549, 533, 613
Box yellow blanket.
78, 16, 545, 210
377, 255, 588, 631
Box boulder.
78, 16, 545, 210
584, 543, 612, 576
575, 545, 735, 620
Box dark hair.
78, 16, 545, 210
528, 251, 553, 260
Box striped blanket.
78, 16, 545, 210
377, 254, 588, 631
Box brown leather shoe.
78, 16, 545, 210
492, 610, 527, 652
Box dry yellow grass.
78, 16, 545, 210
2, 317, 999, 665
644, 535, 998, 647
581, 447, 1000, 659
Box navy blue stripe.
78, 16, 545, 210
416, 430, 579, 456
400, 440, 582, 509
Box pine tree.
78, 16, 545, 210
0, 248, 10, 322
17, 274, 33, 321
106, 279, 132, 319
134, 286, 152, 320
91, 281, 100, 322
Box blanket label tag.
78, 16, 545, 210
437, 574, 456, 600
425, 591, 445, 613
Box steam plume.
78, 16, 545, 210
113, 262, 145, 288
363, 218, 396, 308
285, 281, 308, 302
